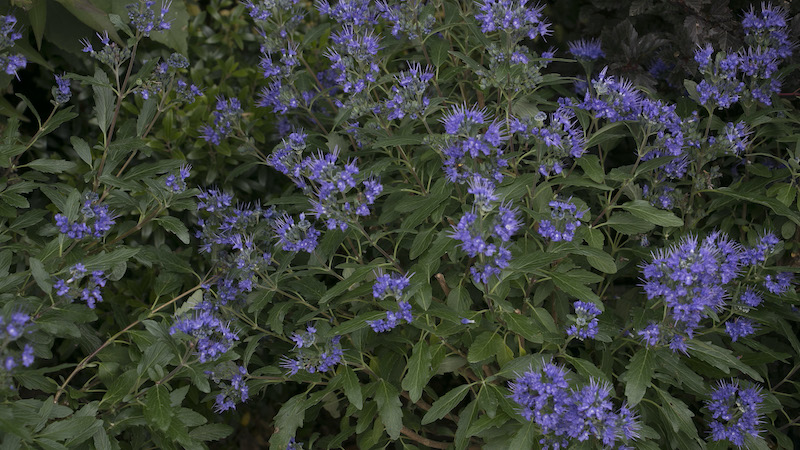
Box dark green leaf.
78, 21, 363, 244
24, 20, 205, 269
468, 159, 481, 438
621, 348, 655, 405
155, 216, 190, 244
29, 257, 52, 294
621, 200, 683, 227
24, 159, 76, 174
375, 380, 403, 440
145, 385, 174, 432
90, 68, 114, 134
188, 424, 233, 442
402, 340, 432, 403
341, 366, 363, 410
467, 332, 500, 363
421, 384, 470, 425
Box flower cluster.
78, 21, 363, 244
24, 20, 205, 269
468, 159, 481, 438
707, 121, 751, 155
324, 27, 382, 115
509, 362, 639, 449
280, 333, 344, 375
195, 188, 278, 304
581, 67, 642, 122
473, 1, 553, 90
165, 163, 191, 193
267, 131, 382, 230
707, 380, 764, 448
385, 62, 433, 120
511, 100, 586, 176
764, 272, 793, 295
474, 0, 550, 41
642, 184, 676, 210
199, 97, 242, 145
538, 198, 584, 242
170, 300, 239, 363
450, 201, 520, 284
368, 272, 413, 333
376, 0, 435, 40
54, 194, 116, 240
0, 14, 26, 78
438, 104, 508, 185
695, 3, 793, 108
127, 0, 171, 36
209, 364, 249, 413
566, 301, 601, 340
641, 233, 742, 340
81, 31, 132, 68
53, 75, 72, 104
53, 264, 107, 309
136, 53, 202, 103
273, 213, 320, 253
568, 39, 604, 62
1, 312, 35, 378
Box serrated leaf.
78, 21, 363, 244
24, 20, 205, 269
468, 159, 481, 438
319, 265, 375, 305
155, 216, 190, 244
656, 389, 697, 436
622, 200, 683, 227
688, 340, 763, 381
708, 186, 800, 225
421, 384, 470, 425
504, 312, 543, 344
71, 137, 92, 166
546, 270, 599, 301
341, 366, 363, 410
91, 68, 114, 134
24, 159, 76, 174
269, 393, 307, 449
402, 341, 432, 403
621, 348, 655, 405
29, 257, 52, 294
569, 246, 617, 274
468, 332, 500, 363
577, 154, 605, 184
375, 380, 403, 440
144, 385, 173, 432
508, 420, 537, 449
605, 212, 655, 234
188, 424, 233, 441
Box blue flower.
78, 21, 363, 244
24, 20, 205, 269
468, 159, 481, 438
707, 380, 764, 448
566, 301, 601, 340
127, 0, 172, 36
538, 198, 585, 242
53, 74, 72, 104
568, 39, 604, 61
0, 15, 26, 79
725, 318, 756, 342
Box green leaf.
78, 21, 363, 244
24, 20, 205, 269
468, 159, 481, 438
508, 420, 537, 449
24, 159, 76, 174
503, 312, 543, 344
402, 340, 432, 403
708, 186, 800, 225
82, 248, 140, 272
155, 216, 190, 244
578, 154, 605, 184
91, 68, 114, 134
149, 0, 190, 54
621, 348, 655, 405
269, 393, 307, 449
341, 366, 363, 410
30, 257, 52, 294
604, 212, 655, 234
621, 200, 683, 227
54, 0, 122, 43
428, 36, 450, 67
38, 416, 100, 441
421, 384, 470, 425
688, 340, 763, 381
101, 369, 138, 405
467, 332, 500, 363
188, 424, 234, 442
375, 380, 403, 440
30, 0, 47, 49
508, 251, 560, 273
331, 311, 387, 335
145, 385, 173, 432
655, 388, 697, 436
546, 270, 599, 301
569, 246, 617, 274
319, 265, 375, 305
137, 97, 158, 137
71, 137, 92, 166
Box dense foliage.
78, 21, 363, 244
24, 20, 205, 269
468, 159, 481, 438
0, 0, 799, 448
